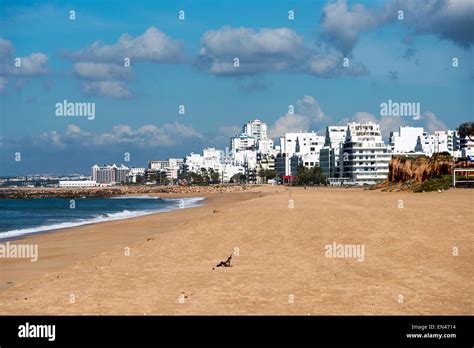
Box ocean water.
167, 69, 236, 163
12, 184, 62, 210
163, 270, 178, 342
0, 196, 204, 240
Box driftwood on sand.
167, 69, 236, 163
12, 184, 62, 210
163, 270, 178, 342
212, 255, 232, 270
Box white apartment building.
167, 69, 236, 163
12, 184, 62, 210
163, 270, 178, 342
257, 139, 275, 156
281, 132, 325, 160
59, 180, 97, 188
148, 158, 184, 181
243, 119, 267, 140
389, 126, 424, 154
230, 134, 257, 168
415, 130, 461, 157
340, 122, 391, 185
127, 167, 145, 183
203, 147, 224, 171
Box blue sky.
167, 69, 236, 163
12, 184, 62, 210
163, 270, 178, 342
0, 0, 473, 175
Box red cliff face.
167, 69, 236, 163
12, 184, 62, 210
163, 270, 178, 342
388, 155, 453, 183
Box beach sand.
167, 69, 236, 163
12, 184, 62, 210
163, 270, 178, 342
0, 186, 472, 315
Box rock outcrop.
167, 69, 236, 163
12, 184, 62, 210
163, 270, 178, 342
388, 155, 453, 183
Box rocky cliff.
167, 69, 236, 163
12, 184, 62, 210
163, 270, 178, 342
388, 155, 453, 183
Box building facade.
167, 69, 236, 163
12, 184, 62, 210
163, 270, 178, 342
340, 122, 391, 185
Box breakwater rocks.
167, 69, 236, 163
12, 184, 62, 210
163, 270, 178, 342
0, 184, 254, 199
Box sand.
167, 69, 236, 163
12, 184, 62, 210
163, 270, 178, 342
0, 186, 472, 315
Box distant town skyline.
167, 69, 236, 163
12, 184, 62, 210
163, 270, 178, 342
1, 0, 473, 175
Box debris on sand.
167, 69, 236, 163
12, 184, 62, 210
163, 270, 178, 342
212, 255, 232, 270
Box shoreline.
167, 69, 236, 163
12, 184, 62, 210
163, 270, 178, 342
0, 195, 207, 242
0, 190, 263, 292
0, 186, 472, 315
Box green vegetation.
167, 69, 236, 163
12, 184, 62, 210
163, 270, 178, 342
457, 121, 474, 141
258, 168, 277, 183
415, 174, 452, 193
296, 165, 326, 185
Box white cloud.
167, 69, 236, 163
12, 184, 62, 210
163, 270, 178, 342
197, 26, 308, 75
420, 111, 447, 134
67, 27, 183, 98
66, 27, 183, 63
73, 62, 130, 81
82, 81, 131, 99
39, 122, 204, 148
0, 37, 49, 93
320, 0, 379, 54
269, 95, 330, 138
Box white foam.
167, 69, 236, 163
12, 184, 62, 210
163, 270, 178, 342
109, 195, 162, 200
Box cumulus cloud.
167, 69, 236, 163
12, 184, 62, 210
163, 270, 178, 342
0, 37, 49, 93
308, 51, 368, 77
73, 62, 131, 81
66, 27, 183, 99
420, 111, 447, 134
197, 26, 308, 75
269, 95, 330, 138
320, 0, 380, 55
65, 27, 183, 63
38, 122, 204, 148
385, 0, 474, 49
319, 0, 474, 57
197, 26, 368, 79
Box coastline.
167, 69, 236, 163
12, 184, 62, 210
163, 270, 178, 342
0, 186, 472, 315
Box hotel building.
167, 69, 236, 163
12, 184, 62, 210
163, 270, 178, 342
91, 164, 130, 184
340, 122, 391, 185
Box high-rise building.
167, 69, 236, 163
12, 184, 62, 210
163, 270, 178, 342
91, 164, 130, 184
340, 122, 391, 185
243, 119, 267, 140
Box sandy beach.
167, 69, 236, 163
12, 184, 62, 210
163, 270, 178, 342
0, 186, 472, 315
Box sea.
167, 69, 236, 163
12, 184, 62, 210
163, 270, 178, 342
0, 196, 204, 240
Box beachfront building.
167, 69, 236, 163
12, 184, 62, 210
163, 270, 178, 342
320, 126, 347, 178
340, 122, 391, 185
148, 158, 184, 181
184, 148, 224, 174
91, 164, 130, 184
59, 180, 97, 188
389, 126, 425, 154
127, 167, 146, 183
276, 131, 325, 178
415, 130, 461, 157
230, 133, 257, 169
